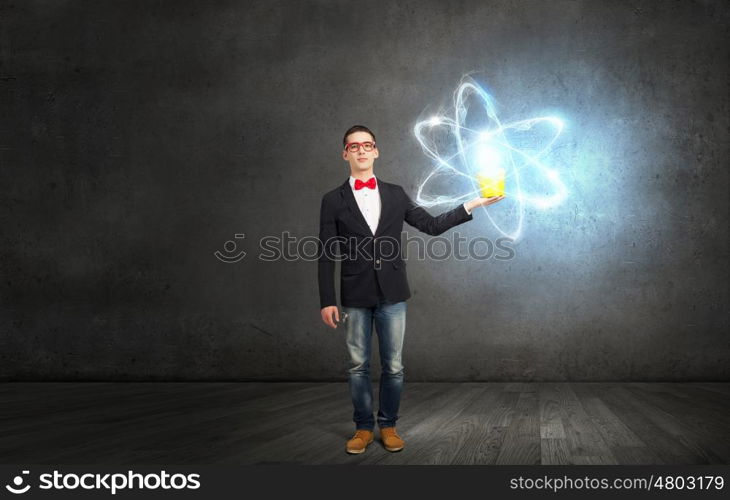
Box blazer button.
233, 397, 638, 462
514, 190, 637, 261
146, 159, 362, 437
376, 259, 381, 265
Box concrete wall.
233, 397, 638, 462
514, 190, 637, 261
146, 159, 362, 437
1, 0, 727, 380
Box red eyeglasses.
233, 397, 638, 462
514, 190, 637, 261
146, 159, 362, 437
344, 141, 376, 153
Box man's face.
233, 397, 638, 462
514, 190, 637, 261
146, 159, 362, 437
343, 131, 379, 173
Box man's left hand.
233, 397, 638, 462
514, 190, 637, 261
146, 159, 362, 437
465, 195, 505, 213
477, 195, 505, 207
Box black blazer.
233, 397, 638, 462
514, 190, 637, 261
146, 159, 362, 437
318, 178, 473, 308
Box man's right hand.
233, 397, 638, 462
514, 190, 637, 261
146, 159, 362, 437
320, 306, 340, 329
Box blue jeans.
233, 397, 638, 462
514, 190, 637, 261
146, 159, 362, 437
343, 297, 407, 431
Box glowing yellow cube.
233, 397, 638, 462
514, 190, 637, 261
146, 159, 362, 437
476, 168, 505, 198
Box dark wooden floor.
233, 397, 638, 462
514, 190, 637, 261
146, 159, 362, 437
1, 382, 729, 465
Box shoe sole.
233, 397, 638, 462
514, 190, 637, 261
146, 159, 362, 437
384, 445, 404, 452
346, 438, 374, 454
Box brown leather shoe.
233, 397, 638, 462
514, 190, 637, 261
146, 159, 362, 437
346, 429, 374, 454
380, 427, 405, 452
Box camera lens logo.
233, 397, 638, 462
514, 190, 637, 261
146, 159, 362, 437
214, 233, 246, 263
6, 470, 31, 494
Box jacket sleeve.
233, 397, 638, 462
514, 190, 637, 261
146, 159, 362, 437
402, 186, 474, 236
317, 195, 339, 308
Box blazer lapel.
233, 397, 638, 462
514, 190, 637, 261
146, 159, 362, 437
373, 181, 391, 238
340, 179, 373, 235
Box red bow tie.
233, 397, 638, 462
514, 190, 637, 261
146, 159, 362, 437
354, 177, 377, 190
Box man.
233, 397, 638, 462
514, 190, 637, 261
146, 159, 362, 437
318, 125, 504, 455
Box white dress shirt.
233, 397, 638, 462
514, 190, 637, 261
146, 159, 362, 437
349, 175, 381, 235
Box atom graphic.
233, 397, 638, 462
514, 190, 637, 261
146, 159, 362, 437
413, 77, 568, 240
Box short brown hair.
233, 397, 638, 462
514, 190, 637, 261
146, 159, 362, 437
343, 125, 376, 148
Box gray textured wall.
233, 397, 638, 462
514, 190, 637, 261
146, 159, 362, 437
1, 0, 727, 381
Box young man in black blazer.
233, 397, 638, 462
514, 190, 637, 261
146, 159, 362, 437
318, 125, 504, 454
